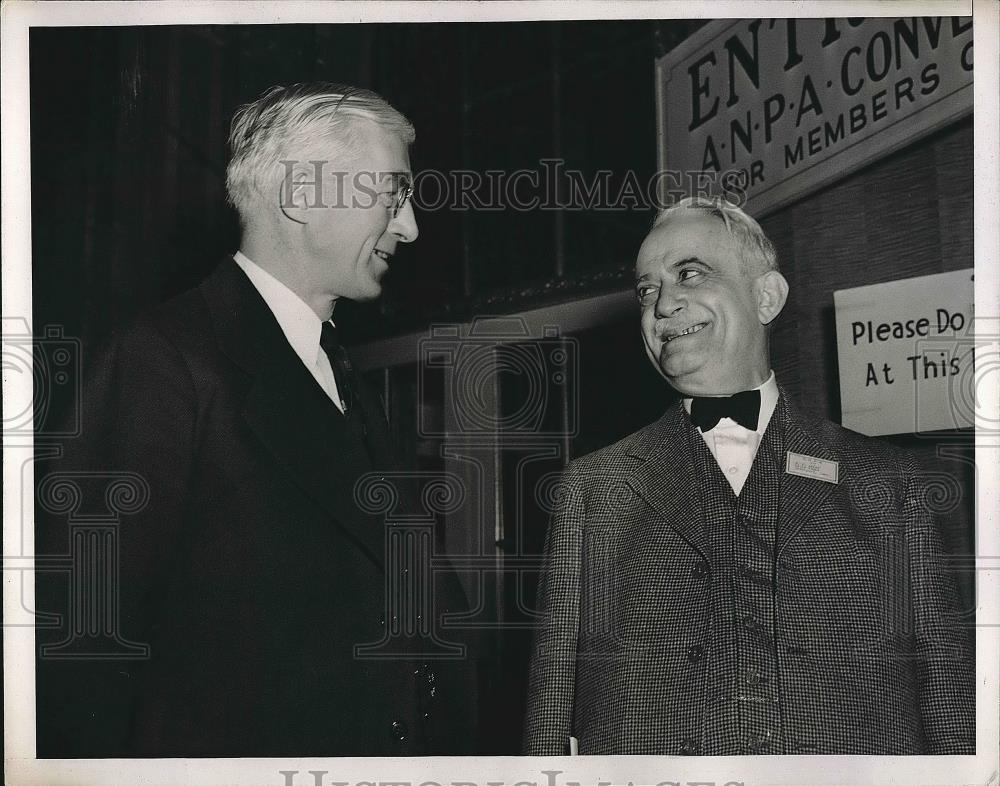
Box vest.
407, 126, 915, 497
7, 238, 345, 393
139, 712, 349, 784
689, 413, 787, 755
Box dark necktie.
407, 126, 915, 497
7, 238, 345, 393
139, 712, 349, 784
320, 321, 354, 416
689, 389, 761, 432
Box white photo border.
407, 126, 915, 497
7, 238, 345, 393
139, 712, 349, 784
3, 1, 997, 785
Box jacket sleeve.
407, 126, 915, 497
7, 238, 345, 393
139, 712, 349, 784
35, 318, 198, 756
904, 455, 976, 754
523, 461, 585, 755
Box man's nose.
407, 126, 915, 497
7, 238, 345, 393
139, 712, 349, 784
388, 199, 419, 243
655, 284, 684, 318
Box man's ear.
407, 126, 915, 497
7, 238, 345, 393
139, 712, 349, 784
755, 270, 789, 325
277, 163, 315, 225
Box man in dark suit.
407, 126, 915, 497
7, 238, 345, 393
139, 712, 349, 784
524, 196, 975, 755
36, 82, 471, 757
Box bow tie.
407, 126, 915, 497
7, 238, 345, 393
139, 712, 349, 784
689, 389, 761, 432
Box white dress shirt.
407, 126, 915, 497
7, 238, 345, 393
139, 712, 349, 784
234, 251, 346, 413
683, 371, 779, 495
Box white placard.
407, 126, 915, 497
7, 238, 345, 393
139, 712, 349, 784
834, 269, 974, 435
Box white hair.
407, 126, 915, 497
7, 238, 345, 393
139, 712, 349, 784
653, 195, 778, 275
225, 82, 415, 226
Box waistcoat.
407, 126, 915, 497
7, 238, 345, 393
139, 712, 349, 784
690, 415, 787, 755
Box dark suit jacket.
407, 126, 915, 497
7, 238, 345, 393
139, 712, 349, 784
36, 258, 474, 757
524, 393, 975, 755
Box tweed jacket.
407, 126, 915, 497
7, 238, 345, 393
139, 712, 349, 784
524, 393, 975, 755
35, 258, 475, 757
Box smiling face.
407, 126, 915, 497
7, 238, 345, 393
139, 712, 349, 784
297, 118, 418, 310
635, 209, 777, 396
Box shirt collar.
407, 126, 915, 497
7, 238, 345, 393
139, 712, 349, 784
234, 251, 328, 368
682, 370, 779, 434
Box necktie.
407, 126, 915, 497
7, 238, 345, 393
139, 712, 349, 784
689, 389, 761, 432
320, 321, 354, 415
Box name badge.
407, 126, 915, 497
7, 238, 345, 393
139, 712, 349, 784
786, 451, 839, 484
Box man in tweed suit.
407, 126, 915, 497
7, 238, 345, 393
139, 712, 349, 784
524, 196, 975, 755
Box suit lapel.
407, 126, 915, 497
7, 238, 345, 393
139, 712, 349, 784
201, 258, 385, 569
624, 391, 849, 561
625, 404, 709, 560
774, 390, 848, 556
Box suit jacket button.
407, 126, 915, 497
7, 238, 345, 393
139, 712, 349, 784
746, 734, 772, 753
390, 720, 408, 741
685, 644, 705, 662
692, 561, 710, 580
679, 737, 700, 755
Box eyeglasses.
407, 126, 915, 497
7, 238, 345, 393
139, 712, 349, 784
381, 175, 413, 218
